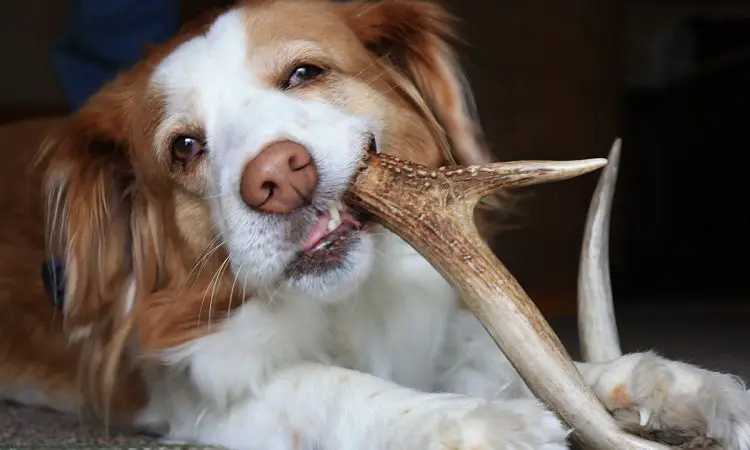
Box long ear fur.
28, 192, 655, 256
40, 102, 135, 337
37, 77, 159, 420
344, 0, 493, 166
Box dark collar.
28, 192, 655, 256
42, 258, 65, 309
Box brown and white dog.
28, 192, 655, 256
1, 1, 748, 448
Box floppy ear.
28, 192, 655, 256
39, 81, 139, 339
39, 78, 171, 419
344, 0, 493, 166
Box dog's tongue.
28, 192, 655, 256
301, 210, 333, 252
301, 207, 362, 252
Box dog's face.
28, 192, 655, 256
41, 0, 492, 347
151, 4, 397, 302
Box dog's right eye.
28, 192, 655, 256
171, 135, 205, 168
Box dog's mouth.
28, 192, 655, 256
286, 201, 375, 276
285, 136, 378, 277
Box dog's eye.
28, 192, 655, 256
283, 64, 327, 89
171, 136, 204, 167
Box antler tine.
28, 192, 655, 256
578, 139, 623, 363
446, 158, 608, 202
359, 154, 608, 205
346, 151, 670, 450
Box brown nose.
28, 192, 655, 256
240, 140, 318, 214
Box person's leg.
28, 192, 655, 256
52, 0, 180, 110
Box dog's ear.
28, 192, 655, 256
344, 0, 492, 166
39, 77, 140, 339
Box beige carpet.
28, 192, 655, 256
2, 301, 748, 445
0, 402, 157, 445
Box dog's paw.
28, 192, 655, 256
425, 399, 569, 450
589, 352, 750, 449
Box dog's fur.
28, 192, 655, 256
1, 1, 749, 448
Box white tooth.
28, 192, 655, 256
327, 203, 342, 231
639, 408, 651, 427
329, 202, 341, 222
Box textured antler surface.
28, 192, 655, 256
346, 152, 670, 450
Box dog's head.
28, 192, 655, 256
40, 0, 493, 351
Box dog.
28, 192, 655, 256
1, 0, 748, 448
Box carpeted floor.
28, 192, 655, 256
2, 300, 748, 445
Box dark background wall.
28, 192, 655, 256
1, 0, 747, 316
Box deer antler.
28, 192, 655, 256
345, 141, 669, 449
578, 139, 623, 363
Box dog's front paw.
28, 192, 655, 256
424, 399, 569, 450
590, 352, 750, 449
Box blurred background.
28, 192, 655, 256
0, 0, 747, 319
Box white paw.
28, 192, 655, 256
591, 352, 750, 449
427, 399, 570, 450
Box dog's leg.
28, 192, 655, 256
189, 363, 569, 450
571, 141, 750, 447
437, 310, 750, 449
576, 352, 750, 449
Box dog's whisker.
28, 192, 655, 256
197, 255, 227, 328
267, 284, 282, 307
339, 82, 398, 119
198, 265, 221, 328
242, 266, 249, 303
359, 70, 386, 89
227, 263, 244, 318
186, 236, 225, 286
207, 255, 232, 329
199, 193, 225, 200
188, 235, 222, 276
350, 53, 389, 83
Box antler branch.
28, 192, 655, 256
578, 139, 623, 363
346, 149, 669, 449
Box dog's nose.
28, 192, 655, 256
240, 140, 318, 214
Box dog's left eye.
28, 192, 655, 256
171, 136, 204, 168
283, 64, 327, 89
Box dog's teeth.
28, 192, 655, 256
327, 202, 341, 231
329, 203, 341, 222
327, 219, 341, 232
639, 408, 651, 427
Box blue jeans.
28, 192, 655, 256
52, 0, 180, 110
